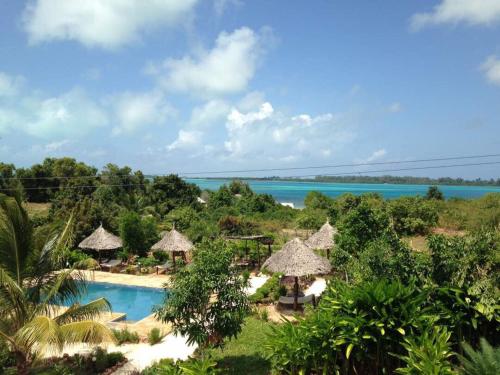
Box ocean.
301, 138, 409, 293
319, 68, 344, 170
186, 178, 500, 208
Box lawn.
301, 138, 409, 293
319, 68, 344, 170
204, 316, 275, 375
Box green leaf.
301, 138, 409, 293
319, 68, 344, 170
397, 327, 405, 335
346, 343, 354, 359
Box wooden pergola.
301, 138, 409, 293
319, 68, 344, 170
225, 235, 274, 267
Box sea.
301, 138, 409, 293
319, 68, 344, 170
186, 178, 500, 208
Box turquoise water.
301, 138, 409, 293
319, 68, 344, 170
70, 282, 166, 321
187, 178, 500, 208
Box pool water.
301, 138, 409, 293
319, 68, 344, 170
72, 282, 166, 321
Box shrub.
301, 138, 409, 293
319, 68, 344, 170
153, 251, 169, 263
142, 356, 218, 375
459, 338, 500, 375
394, 326, 456, 375
112, 328, 140, 345
137, 256, 160, 268
249, 273, 284, 303
148, 328, 164, 345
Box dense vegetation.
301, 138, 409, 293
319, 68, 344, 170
0, 157, 499, 374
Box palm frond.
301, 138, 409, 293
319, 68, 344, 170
15, 315, 64, 357
0, 266, 28, 329
55, 298, 111, 325
59, 321, 116, 346
0, 194, 33, 283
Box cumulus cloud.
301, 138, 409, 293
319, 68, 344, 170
167, 129, 202, 151
188, 99, 230, 128
147, 27, 269, 96
24, 89, 108, 138
222, 100, 354, 162
108, 90, 174, 135
0, 72, 25, 97
23, 0, 198, 49
480, 55, 500, 85
411, 0, 500, 31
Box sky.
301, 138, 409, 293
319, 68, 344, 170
0, 0, 500, 179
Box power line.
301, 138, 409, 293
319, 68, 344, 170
1, 153, 500, 180
178, 153, 500, 176
0, 160, 499, 191
288, 161, 500, 179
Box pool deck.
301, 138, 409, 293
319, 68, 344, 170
77, 270, 170, 288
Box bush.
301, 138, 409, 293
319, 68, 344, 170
137, 256, 160, 268
249, 273, 285, 303
153, 251, 169, 263
65, 249, 90, 266
142, 356, 218, 375
394, 326, 455, 374
112, 328, 140, 345
459, 338, 500, 375
147, 328, 164, 345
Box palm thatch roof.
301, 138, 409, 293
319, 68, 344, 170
262, 238, 331, 277
78, 225, 122, 251
151, 228, 193, 253
305, 221, 337, 250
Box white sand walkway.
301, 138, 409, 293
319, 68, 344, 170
304, 277, 327, 297
112, 334, 197, 373
245, 274, 269, 295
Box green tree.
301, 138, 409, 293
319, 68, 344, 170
426, 186, 444, 200
119, 211, 156, 257
155, 239, 249, 347
150, 175, 201, 216
0, 194, 113, 374
335, 200, 392, 255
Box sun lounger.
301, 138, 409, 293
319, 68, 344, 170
155, 261, 171, 274
100, 259, 122, 272
278, 294, 316, 307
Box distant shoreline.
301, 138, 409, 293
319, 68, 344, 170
180, 176, 500, 187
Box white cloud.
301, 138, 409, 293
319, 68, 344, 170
222, 101, 354, 162
0, 72, 25, 97
167, 129, 202, 151
363, 149, 387, 163
109, 91, 174, 135
188, 99, 230, 128
480, 55, 500, 85
44, 139, 71, 152
214, 0, 242, 16
388, 102, 402, 113
23, 89, 108, 138
23, 0, 198, 49
148, 27, 267, 96
411, 0, 500, 31
0, 85, 108, 139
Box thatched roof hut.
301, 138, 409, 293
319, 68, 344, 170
262, 238, 331, 310
263, 238, 331, 277
78, 224, 122, 251
151, 228, 193, 268
151, 228, 193, 253
305, 221, 337, 255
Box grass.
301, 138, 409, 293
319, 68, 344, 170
204, 316, 275, 375
23, 202, 51, 218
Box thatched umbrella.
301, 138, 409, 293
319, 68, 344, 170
151, 228, 193, 269
305, 220, 337, 258
262, 238, 331, 310
78, 224, 122, 262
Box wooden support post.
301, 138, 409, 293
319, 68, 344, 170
293, 276, 299, 311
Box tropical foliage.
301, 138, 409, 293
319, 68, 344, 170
154, 239, 250, 347
0, 194, 114, 374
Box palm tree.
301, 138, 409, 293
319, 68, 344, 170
0, 194, 115, 374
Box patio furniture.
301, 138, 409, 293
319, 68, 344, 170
100, 259, 122, 272
155, 261, 171, 274
279, 294, 316, 308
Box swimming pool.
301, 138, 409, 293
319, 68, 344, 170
71, 282, 166, 321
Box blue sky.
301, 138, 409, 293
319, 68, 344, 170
0, 0, 499, 178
